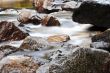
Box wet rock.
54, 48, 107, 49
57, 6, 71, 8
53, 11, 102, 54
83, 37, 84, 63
0, 21, 28, 42
37, 47, 110, 73
20, 36, 54, 51
47, 34, 70, 43
61, 1, 81, 11
0, 45, 18, 60
72, 1, 110, 28
18, 10, 41, 24
33, 0, 61, 13
42, 15, 60, 26
0, 56, 39, 73
91, 29, 110, 52
18, 9, 60, 26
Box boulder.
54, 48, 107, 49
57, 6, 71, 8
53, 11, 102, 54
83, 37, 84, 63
18, 9, 41, 24
20, 36, 54, 51
42, 15, 60, 26
0, 56, 39, 73
0, 45, 18, 60
37, 47, 110, 73
91, 29, 110, 52
47, 34, 70, 43
72, 1, 110, 28
0, 21, 28, 42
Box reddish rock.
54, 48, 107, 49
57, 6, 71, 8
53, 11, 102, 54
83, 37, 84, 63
0, 21, 29, 42
42, 15, 60, 26
33, 0, 60, 13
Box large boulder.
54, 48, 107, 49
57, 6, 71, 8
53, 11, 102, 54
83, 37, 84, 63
91, 29, 110, 52
72, 1, 110, 28
0, 21, 29, 42
37, 47, 110, 73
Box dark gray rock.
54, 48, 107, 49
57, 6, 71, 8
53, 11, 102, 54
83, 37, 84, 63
72, 1, 110, 28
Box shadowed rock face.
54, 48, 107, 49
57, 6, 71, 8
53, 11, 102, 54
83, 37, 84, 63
0, 21, 29, 42
72, 1, 110, 28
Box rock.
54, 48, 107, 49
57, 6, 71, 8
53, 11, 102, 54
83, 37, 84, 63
91, 29, 110, 51
0, 45, 18, 60
42, 15, 60, 26
47, 34, 70, 43
0, 56, 39, 73
18, 9, 41, 24
72, 1, 110, 28
20, 36, 54, 51
33, 0, 45, 13
0, 21, 28, 42
18, 9, 60, 26
61, 1, 81, 11
37, 47, 110, 73
33, 0, 61, 13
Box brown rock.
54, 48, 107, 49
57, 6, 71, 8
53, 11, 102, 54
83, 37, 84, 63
33, 0, 60, 13
0, 45, 18, 60
42, 15, 60, 26
0, 21, 28, 42
18, 10, 41, 24
33, 0, 53, 13
47, 34, 70, 43
0, 56, 39, 73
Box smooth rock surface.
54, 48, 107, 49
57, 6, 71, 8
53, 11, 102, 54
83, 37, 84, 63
47, 34, 70, 43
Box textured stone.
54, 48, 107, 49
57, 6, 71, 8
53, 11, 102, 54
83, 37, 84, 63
72, 1, 110, 28
37, 47, 110, 73
0, 45, 18, 60
42, 15, 60, 26
18, 10, 41, 24
91, 29, 110, 52
0, 21, 28, 42
20, 36, 53, 51
0, 56, 39, 73
47, 34, 70, 43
